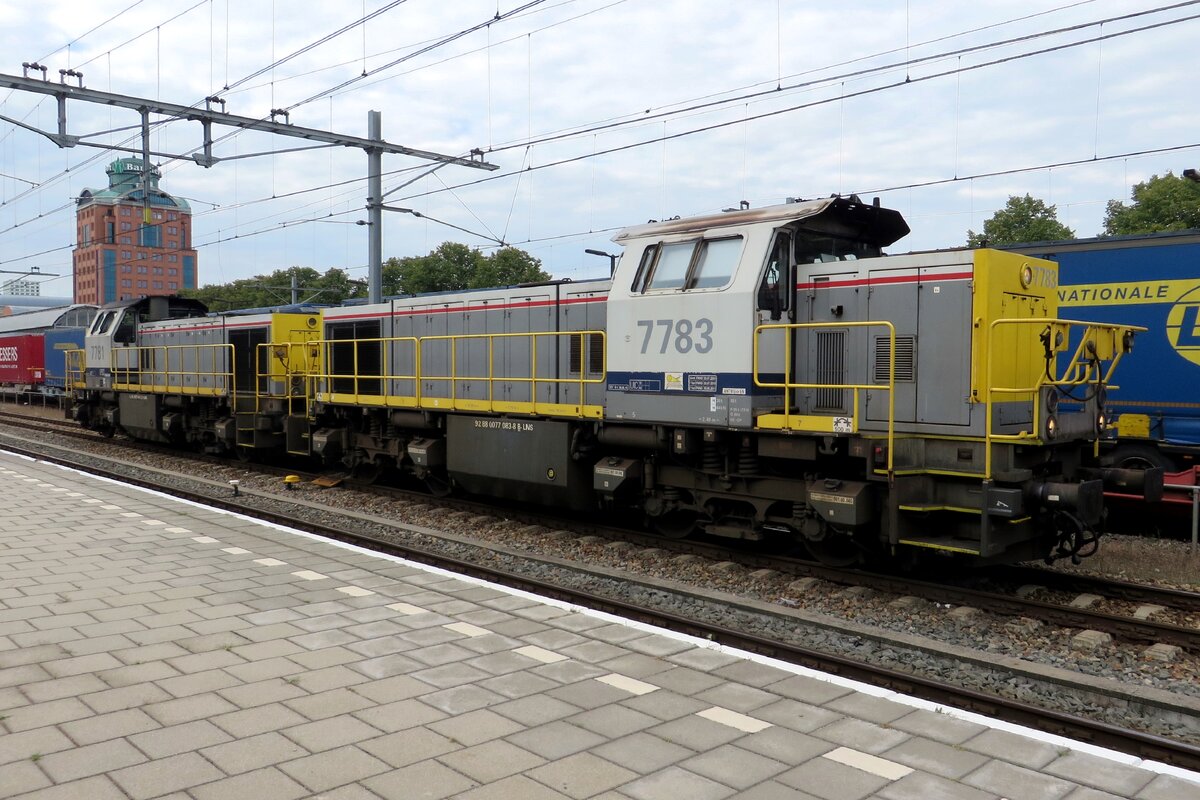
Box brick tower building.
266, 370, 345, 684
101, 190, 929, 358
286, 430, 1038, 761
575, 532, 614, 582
73, 158, 198, 304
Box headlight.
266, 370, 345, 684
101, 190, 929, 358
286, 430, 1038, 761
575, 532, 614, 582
1096, 412, 1107, 433
1045, 415, 1058, 440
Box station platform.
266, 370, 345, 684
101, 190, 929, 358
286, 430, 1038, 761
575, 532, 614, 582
0, 449, 1196, 800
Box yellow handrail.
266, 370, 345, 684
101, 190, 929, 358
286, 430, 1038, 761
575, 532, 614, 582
753, 321, 896, 475
64, 349, 86, 389
308, 330, 606, 418
983, 317, 1144, 478
110, 343, 236, 397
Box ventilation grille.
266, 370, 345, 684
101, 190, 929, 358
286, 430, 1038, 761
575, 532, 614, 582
874, 335, 916, 383
814, 330, 846, 411
569, 333, 605, 375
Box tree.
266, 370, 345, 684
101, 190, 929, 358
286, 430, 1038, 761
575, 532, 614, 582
967, 194, 1075, 247
1103, 172, 1200, 235
182, 266, 364, 311
383, 242, 550, 296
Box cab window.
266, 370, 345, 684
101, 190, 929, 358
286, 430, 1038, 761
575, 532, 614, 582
630, 236, 743, 293
113, 311, 136, 344
92, 311, 115, 334
758, 231, 791, 319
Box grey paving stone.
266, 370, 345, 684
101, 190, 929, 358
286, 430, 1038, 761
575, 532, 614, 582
964, 759, 1078, 800
189, 766, 313, 800
531, 660, 609, 685
877, 770, 998, 800
762, 673, 854, 705
546, 678, 640, 710
619, 688, 709, 721
0, 726, 75, 766
812, 717, 911, 754
456, 774, 572, 800
61, 707, 162, 747
3, 696, 94, 731
157, 667, 243, 698
109, 752, 226, 800
363, 758, 479, 800
567, 704, 661, 738
1136, 774, 1200, 799
1062, 788, 1133, 800
143, 691, 239, 725
644, 666, 725, 696
199, 730, 310, 774
824, 691, 916, 724
289, 646, 362, 670
412, 662, 493, 689
358, 727, 461, 768
491, 694, 583, 726
882, 735, 990, 779
19, 673, 108, 703
506, 719, 607, 760
348, 674, 429, 704
0, 758, 52, 796
95, 660, 181, 687
435, 738, 547, 783
528, 751, 639, 799
737, 725, 834, 765
128, 719, 233, 758
682, 743, 789, 789
427, 708, 523, 746
216, 677, 306, 710
83, 669, 169, 714
419, 684, 507, 715
282, 714, 383, 752
961, 728, 1062, 769
4, 774, 129, 800
523, 629, 592, 651
36, 737, 147, 783
350, 652, 423, 679
750, 697, 842, 732
889, 709, 989, 745
778, 756, 890, 800
479, 670, 561, 699
1045, 752, 1156, 797
621, 765, 736, 800
694, 682, 779, 712
211, 702, 310, 738
648, 715, 747, 751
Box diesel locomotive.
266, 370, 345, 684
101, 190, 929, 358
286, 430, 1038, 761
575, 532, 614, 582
68, 196, 1161, 565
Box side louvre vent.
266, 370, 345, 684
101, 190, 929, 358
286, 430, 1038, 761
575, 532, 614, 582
814, 330, 846, 411
568, 333, 605, 375
874, 335, 916, 382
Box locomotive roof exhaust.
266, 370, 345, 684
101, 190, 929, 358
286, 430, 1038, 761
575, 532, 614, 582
612, 195, 910, 248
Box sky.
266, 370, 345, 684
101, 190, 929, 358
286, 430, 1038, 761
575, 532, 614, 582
0, 0, 1196, 298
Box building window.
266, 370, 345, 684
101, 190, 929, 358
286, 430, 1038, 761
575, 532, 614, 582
152, 281, 162, 289
168, 255, 178, 263
121, 279, 131, 288
152, 254, 162, 262
120, 236, 131, 244
168, 282, 177, 289
121, 250, 131, 259
167, 268, 178, 276
121, 222, 131, 232
166, 240, 177, 249
121, 207, 131, 217
167, 226, 177, 235
153, 267, 163, 275
152, 211, 163, 220
167, 212, 177, 221
137, 252, 146, 260
122, 266, 131, 274
137, 280, 147, 289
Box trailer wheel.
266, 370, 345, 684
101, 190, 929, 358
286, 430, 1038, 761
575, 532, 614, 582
1111, 443, 1175, 472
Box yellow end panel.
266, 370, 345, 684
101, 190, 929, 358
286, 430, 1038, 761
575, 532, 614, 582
268, 313, 323, 377
970, 249, 1057, 403
1115, 413, 1151, 439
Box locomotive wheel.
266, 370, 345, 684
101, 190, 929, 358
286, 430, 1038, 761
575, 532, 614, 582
352, 461, 383, 484
424, 474, 452, 497
653, 511, 698, 539
805, 529, 862, 567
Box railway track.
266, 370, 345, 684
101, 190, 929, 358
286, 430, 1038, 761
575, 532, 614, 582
2, 426, 1200, 770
